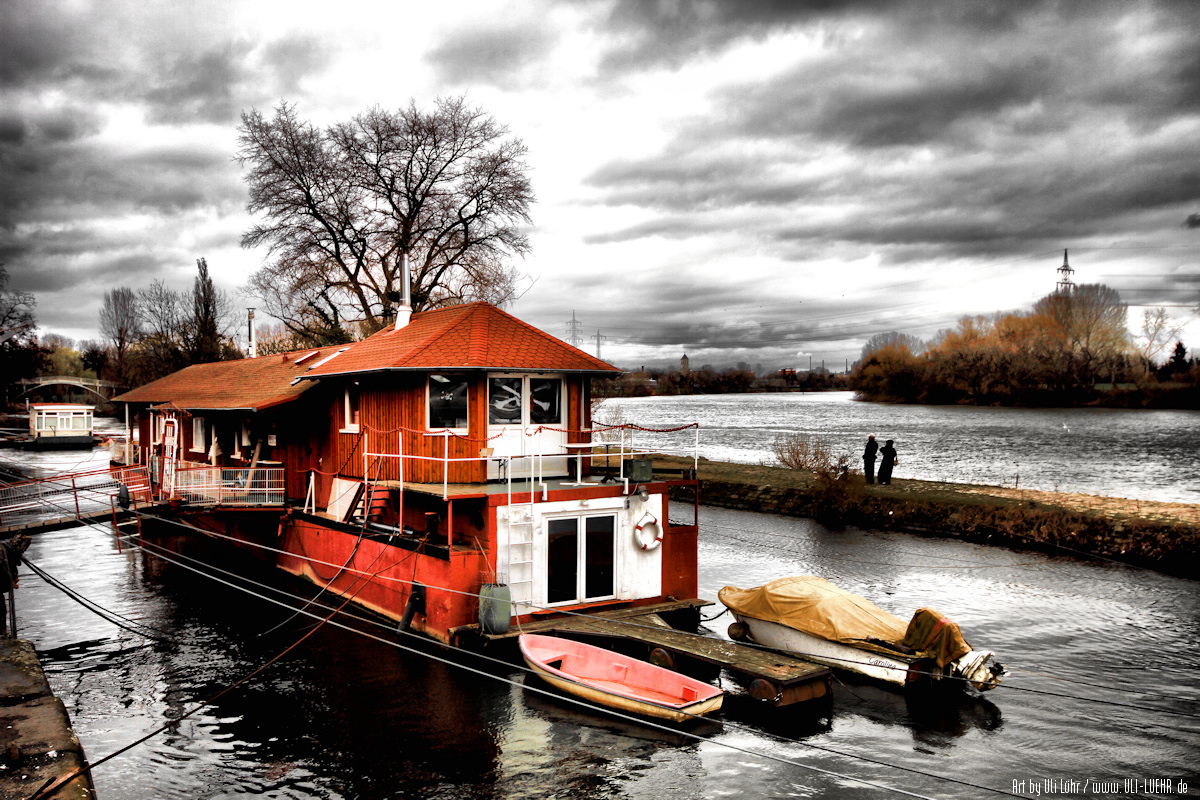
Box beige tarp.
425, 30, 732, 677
719, 576, 971, 666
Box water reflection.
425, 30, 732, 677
8, 462, 1199, 797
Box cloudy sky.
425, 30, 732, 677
3, 0, 1199, 372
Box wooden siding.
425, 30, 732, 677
331, 374, 488, 485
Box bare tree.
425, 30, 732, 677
131, 279, 186, 383
237, 97, 533, 343
0, 264, 36, 337
99, 286, 140, 383
1137, 307, 1184, 363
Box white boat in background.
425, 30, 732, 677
22, 403, 100, 449
719, 576, 1005, 691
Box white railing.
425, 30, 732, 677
173, 466, 285, 506
359, 423, 700, 503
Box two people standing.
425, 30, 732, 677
862, 435, 898, 485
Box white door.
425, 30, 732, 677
486, 375, 568, 479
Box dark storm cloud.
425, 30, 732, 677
581, 0, 1200, 280
143, 46, 247, 126
596, 0, 895, 73
426, 24, 556, 88
259, 34, 332, 96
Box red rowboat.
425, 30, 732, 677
519, 633, 724, 723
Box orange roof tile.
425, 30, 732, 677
304, 302, 620, 378
112, 344, 345, 410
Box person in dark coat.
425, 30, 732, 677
862, 435, 878, 484
877, 440, 897, 485
0, 535, 30, 636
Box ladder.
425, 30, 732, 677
503, 453, 541, 616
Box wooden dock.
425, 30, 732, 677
483, 601, 831, 707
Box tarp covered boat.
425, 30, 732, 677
719, 576, 1004, 690
519, 633, 724, 722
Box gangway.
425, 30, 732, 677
0, 465, 152, 535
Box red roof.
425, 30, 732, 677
113, 304, 618, 410
112, 344, 346, 410
304, 302, 620, 378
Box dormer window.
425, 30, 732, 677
342, 383, 360, 432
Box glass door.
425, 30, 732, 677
546, 514, 615, 605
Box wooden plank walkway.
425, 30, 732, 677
489, 601, 831, 707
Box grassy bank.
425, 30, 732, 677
653, 455, 1200, 580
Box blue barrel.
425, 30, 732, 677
478, 583, 512, 635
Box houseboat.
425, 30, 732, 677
112, 302, 704, 646
23, 403, 99, 449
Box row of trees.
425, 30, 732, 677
851, 284, 1198, 405
0, 260, 243, 407
98, 258, 242, 386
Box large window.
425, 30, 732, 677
428, 375, 469, 429
488, 375, 563, 426
546, 514, 615, 605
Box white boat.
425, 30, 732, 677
719, 576, 1005, 691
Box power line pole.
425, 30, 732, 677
592, 329, 607, 359
1056, 248, 1075, 295
565, 310, 584, 347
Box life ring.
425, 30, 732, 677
634, 513, 662, 551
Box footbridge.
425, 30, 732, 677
14, 376, 123, 402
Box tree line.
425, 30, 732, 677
850, 284, 1198, 407
0, 259, 241, 405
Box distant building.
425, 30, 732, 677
680, 354, 690, 375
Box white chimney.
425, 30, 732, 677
248, 308, 257, 358
393, 252, 413, 330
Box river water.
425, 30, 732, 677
599, 392, 1200, 505
3, 408, 1199, 799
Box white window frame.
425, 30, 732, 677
341, 383, 360, 433
191, 417, 206, 453
487, 374, 565, 428
544, 511, 618, 607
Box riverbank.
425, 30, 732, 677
0, 638, 94, 799
655, 455, 1200, 579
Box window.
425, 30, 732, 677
191, 417, 206, 453
343, 383, 360, 432
488, 377, 523, 424
241, 421, 251, 447
428, 375, 469, 429
529, 378, 562, 425
487, 375, 563, 426
546, 514, 616, 605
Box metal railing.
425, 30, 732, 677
0, 465, 151, 529
172, 465, 285, 506
359, 422, 700, 502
